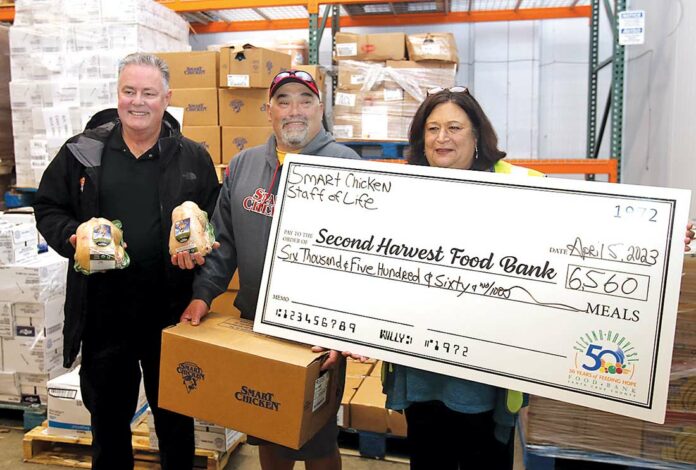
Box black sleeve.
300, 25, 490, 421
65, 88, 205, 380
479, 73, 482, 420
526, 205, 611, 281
33, 144, 81, 259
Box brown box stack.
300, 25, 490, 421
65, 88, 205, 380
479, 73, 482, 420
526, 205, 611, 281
525, 256, 696, 467
332, 59, 456, 142
216, 45, 291, 162
338, 358, 375, 429
156, 51, 221, 164
349, 372, 407, 437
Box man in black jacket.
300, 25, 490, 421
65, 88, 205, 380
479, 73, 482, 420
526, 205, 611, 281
33, 53, 220, 470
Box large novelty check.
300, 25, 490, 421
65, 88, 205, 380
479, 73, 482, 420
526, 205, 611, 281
253, 155, 691, 423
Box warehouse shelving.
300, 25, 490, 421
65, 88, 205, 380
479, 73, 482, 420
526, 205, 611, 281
0, 1, 623, 177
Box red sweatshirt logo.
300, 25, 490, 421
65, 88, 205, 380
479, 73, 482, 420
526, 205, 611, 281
243, 188, 275, 217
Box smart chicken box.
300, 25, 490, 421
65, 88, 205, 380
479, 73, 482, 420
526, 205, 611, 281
159, 313, 340, 450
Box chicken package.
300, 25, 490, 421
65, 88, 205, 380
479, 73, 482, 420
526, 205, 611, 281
74, 218, 130, 275
169, 201, 215, 257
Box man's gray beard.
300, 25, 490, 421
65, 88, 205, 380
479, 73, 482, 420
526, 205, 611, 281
280, 127, 309, 148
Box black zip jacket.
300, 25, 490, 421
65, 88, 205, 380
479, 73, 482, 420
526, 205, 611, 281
33, 109, 220, 367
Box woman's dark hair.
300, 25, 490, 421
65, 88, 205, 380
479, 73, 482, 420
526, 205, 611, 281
407, 89, 506, 170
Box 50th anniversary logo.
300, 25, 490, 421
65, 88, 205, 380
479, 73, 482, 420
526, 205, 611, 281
568, 330, 640, 399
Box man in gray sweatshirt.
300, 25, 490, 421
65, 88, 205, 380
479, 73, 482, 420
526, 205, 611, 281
178, 69, 359, 470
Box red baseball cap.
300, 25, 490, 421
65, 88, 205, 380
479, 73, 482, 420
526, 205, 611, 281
269, 70, 321, 100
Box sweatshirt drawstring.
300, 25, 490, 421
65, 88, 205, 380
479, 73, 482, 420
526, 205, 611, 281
266, 160, 281, 199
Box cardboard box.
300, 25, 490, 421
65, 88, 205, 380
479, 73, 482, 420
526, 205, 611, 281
0, 301, 12, 338
293, 64, 326, 97
159, 313, 341, 450
218, 88, 269, 127
228, 270, 240, 290
406, 33, 458, 63
387, 60, 457, 93
2, 323, 63, 375
155, 51, 219, 89
641, 412, 696, 465
182, 126, 221, 164
339, 375, 364, 428
334, 90, 404, 117
47, 366, 148, 437
349, 376, 406, 436
526, 396, 644, 458
0, 252, 67, 302
170, 88, 218, 126
219, 45, 291, 88
19, 371, 68, 405
347, 359, 375, 378
221, 126, 273, 164
0, 219, 38, 265
333, 111, 407, 141
369, 361, 383, 377
0, 370, 20, 404
338, 358, 375, 428
337, 60, 385, 91
210, 291, 240, 318
334, 33, 405, 61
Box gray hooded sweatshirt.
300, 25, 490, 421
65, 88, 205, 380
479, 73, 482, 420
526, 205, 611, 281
193, 130, 360, 319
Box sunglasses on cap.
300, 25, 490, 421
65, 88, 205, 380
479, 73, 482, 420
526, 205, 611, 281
427, 86, 469, 96
269, 70, 320, 100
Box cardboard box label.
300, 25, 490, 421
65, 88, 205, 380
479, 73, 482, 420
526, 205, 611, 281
423, 44, 442, 56
383, 89, 404, 101
336, 43, 357, 57
312, 373, 329, 412
350, 74, 365, 85
335, 93, 356, 107
227, 74, 250, 87
332, 125, 353, 139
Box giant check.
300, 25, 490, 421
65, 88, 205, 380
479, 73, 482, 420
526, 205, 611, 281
253, 154, 691, 423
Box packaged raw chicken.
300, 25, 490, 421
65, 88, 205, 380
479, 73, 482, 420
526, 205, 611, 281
74, 218, 129, 274
169, 201, 215, 257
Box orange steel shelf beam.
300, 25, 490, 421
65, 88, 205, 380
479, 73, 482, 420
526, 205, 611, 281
0, 4, 590, 27
160, 0, 419, 12
190, 6, 590, 33
508, 159, 618, 183
376, 158, 618, 183
0, 5, 13, 22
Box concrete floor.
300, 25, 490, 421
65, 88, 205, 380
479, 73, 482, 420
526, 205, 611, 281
0, 409, 525, 469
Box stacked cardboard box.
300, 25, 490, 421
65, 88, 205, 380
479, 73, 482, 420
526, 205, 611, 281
338, 358, 374, 428
46, 366, 149, 437
159, 46, 330, 167
0, 212, 69, 405
340, 360, 407, 437
156, 51, 222, 165
210, 270, 240, 317
147, 411, 245, 453
332, 32, 457, 142
525, 256, 696, 467
8, 0, 190, 188
217, 44, 290, 164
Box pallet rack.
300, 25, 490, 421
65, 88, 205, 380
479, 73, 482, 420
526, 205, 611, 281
0, 1, 623, 179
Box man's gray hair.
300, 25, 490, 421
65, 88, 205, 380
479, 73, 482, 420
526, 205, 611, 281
118, 53, 170, 91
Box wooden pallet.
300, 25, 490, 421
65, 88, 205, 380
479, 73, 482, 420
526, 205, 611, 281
23, 422, 243, 469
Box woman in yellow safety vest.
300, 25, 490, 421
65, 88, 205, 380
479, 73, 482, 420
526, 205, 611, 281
381, 86, 539, 470
382, 86, 696, 470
